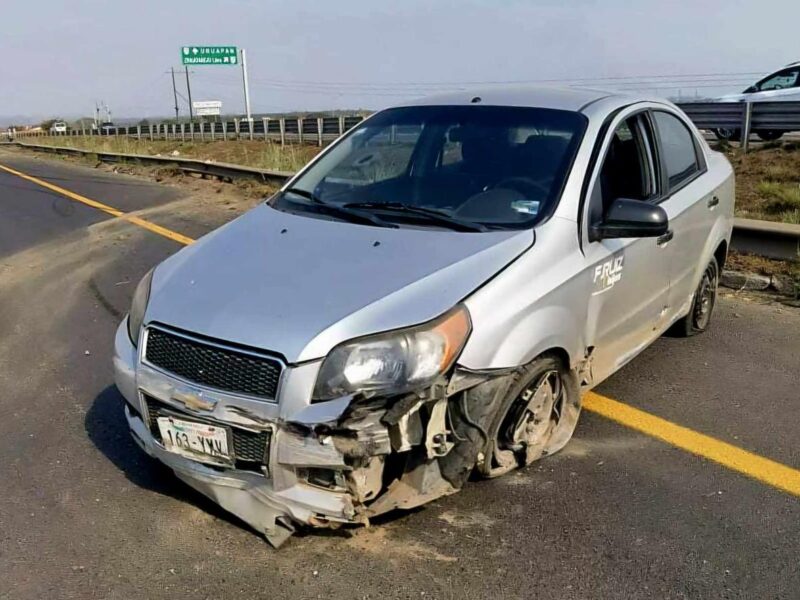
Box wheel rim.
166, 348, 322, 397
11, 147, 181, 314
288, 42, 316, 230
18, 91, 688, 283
717, 128, 734, 140
495, 370, 563, 470
693, 262, 718, 330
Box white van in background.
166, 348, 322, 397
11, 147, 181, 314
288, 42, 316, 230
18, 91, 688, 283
717, 62, 800, 104
712, 61, 800, 141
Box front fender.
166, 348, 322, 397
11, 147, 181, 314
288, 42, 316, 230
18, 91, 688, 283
458, 303, 583, 371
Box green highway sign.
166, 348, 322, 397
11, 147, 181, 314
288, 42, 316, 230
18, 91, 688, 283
181, 46, 238, 65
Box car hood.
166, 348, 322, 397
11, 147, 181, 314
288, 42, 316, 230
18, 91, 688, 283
145, 204, 533, 363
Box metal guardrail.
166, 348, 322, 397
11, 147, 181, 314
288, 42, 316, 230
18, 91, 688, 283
3, 140, 798, 261
3, 115, 367, 147
2, 141, 292, 184
729, 218, 800, 261
676, 101, 800, 151
5, 103, 800, 153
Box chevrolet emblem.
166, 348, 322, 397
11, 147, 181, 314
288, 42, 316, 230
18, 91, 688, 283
172, 391, 215, 411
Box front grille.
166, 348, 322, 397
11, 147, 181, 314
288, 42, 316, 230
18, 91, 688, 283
144, 395, 271, 474
144, 327, 281, 400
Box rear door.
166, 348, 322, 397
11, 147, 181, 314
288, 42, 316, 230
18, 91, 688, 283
648, 109, 717, 320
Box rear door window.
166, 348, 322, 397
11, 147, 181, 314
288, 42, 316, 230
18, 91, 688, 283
652, 111, 700, 190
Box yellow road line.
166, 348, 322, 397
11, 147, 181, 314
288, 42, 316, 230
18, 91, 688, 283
584, 392, 800, 497
0, 162, 194, 246
3, 159, 799, 498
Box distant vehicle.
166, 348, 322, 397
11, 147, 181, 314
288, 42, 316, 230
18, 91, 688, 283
713, 61, 800, 141
114, 87, 734, 547
93, 121, 115, 135
50, 121, 67, 134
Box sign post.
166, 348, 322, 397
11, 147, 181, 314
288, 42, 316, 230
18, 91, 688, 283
184, 66, 193, 121
240, 48, 252, 125
180, 46, 251, 124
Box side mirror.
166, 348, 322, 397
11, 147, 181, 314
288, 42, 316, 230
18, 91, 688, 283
744, 86, 757, 94
590, 198, 668, 241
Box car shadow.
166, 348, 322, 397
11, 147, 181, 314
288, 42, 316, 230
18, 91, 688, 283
84, 385, 247, 530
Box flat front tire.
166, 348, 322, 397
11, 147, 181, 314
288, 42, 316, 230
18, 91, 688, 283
478, 355, 581, 479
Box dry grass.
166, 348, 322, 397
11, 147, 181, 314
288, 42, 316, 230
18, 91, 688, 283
17, 135, 320, 173
717, 141, 800, 224
727, 250, 799, 278
754, 181, 800, 223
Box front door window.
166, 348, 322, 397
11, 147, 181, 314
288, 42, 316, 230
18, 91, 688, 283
756, 68, 800, 91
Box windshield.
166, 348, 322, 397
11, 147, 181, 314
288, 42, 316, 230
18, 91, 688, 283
283, 105, 587, 230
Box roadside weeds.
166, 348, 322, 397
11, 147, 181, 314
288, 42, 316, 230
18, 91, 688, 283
7, 135, 320, 173
715, 141, 800, 225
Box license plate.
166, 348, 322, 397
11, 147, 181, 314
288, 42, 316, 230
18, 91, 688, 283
156, 415, 233, 467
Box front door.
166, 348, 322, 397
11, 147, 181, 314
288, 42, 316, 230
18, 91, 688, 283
582, 111, 671, 382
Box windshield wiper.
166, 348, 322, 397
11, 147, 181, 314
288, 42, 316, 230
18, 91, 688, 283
343, 202, 487, 232
282, 189, 398, 229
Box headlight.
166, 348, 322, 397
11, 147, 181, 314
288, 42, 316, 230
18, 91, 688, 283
127, 268, 154, 347
313, 305, 471, 402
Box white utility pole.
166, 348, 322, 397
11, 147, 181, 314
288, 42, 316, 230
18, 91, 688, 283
240, 48, 252, 123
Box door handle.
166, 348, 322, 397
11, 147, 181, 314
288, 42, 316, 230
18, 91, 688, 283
708, 195, 720, 208
656, 230, 674, 246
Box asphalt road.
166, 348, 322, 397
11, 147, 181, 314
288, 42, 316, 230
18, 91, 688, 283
0, 150, 798, 600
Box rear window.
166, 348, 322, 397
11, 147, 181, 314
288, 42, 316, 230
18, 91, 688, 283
653, 111, 700, 189
285, 105, 588, 229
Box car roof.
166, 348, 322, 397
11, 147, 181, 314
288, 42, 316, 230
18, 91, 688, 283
396, 86, 644, 114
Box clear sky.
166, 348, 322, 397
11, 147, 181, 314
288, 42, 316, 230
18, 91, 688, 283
2, 0, 798, 122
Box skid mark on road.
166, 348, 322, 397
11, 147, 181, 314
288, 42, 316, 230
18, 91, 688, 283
3, 160, 799, 501
585, 392, 800, 497
0, 162, 194, 246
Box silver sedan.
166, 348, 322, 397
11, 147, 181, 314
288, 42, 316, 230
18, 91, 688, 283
114, 87, 734, 546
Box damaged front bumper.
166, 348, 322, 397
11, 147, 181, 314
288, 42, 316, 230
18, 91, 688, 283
113, 321, 486, 547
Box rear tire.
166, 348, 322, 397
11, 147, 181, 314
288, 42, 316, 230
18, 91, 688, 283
713, 128, 740, 142
671, 256, 719, 337
756, 130, 783, 142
